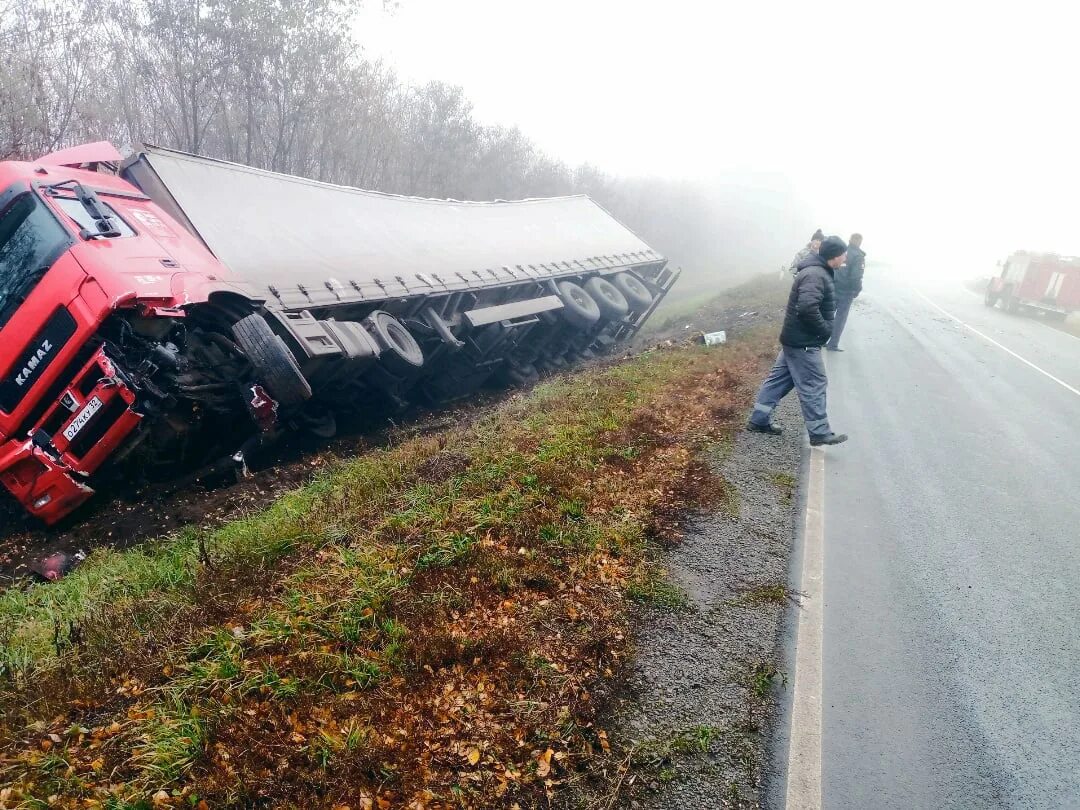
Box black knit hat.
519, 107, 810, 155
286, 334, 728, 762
819, 235, 847, 261
811, 229, 825, 242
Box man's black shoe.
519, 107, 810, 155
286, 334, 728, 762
747, 421, 782, 436
810, 432, 848, 446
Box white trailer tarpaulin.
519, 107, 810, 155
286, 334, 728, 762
123, 145, 663, 310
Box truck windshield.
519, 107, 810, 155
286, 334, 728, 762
0, 193, 70, 328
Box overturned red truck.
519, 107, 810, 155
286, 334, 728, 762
0, 142, 675, 524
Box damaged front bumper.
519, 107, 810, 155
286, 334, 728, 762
0, 346, 142, 524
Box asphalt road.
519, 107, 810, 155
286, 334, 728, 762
819, 275, 1080, 808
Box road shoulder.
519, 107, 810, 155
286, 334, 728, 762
580, 399, 802, 809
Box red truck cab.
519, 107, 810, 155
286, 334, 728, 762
0, 143, 239, 523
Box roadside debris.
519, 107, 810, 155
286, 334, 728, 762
28, 550, 86, 581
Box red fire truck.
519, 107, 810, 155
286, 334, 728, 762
0, 142, 675, 524
985, 251, 1080, 319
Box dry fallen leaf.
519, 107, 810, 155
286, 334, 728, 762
466, 746, 481, 765
536, 747, 554, 777
597, 729, 611, 753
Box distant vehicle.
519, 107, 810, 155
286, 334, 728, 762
0, 142, 676, 524
985, 251, 1080, 319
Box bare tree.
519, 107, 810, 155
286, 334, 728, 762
0, 0, 795, 288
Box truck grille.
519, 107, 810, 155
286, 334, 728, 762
10, 340, 138, 475
65, 395, 130, 459
13, 339, 100, 441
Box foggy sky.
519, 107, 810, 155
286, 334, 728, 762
356, 0, 1080, 278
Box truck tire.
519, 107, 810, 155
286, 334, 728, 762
295, 406, 337, 439
584, 276, 630, 320
556, 280, 601, 329
611, 272, 654, 311
503, 362, 539, 388
364, 310, 425, 376
232, 313, 312, 407
984, 289, 998, 307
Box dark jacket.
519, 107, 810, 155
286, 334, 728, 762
780, 253, 836, 348
833, 244, 865, 297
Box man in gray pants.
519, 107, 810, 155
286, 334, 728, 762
747, 235, 849, 446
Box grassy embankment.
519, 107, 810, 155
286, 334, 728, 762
0, 287, 780, 808
645, 273, 787, 335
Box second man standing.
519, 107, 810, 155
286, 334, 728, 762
826, 232, 865, 352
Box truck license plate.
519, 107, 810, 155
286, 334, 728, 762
63, 396, 102, 441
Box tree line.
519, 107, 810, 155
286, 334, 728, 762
1, 0, 805, 285
2, 0, 605, 198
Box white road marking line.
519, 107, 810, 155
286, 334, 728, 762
914, 289, 1080, 398
785, 445, 826, 810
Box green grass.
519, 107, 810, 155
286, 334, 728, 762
0, 323, 776, 806
633, 724, 724, 769
627, 564, 691, 612
134, 695, 208, 784
770, 471, 797, 502
747, 662, 786, 701
735, 583, 790, 607
678, 724, 720, 755
647, 289, 720, 327
0, 355, 610, 637
644, 273, 789, 335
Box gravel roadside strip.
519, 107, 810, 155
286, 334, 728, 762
592, 397, 803, 809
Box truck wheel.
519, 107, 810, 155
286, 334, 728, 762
232, 313, 312, 407
611, 272, 654, 310
364, 310, 425, 376
544, 352, 569, 370
584, 276, 630, 320
503, 362, 538, 388
295, 406, 337, 439
556, 280, 601, 329
984, 290, 998, 307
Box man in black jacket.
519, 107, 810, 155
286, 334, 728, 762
826, 233, 865, 351
747, 235, 849, 446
